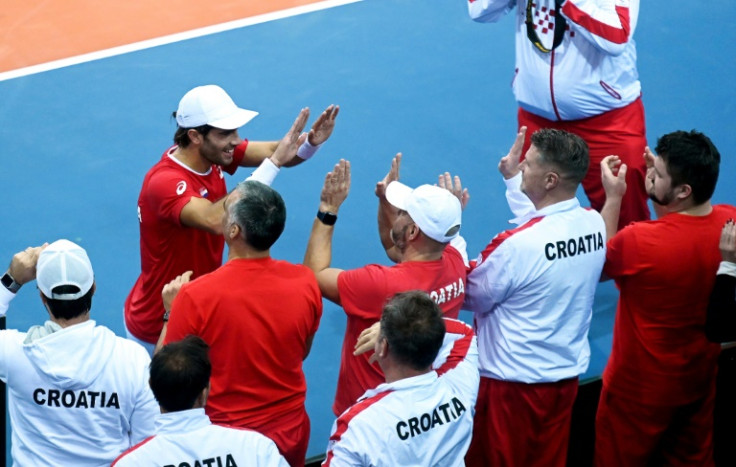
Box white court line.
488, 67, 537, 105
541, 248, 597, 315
0, 0, 362, 83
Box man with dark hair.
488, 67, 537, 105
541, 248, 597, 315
464, 127, 606, 466
323, 291, 479, 466
161, 181, 322, 467
125, 84, 338, 354
113, 336, 288, 466
304, 156, 469, 417
596, 130, 736, 465
0, 240, 157, 465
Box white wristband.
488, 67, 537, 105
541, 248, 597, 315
297, 138, 322, 160
717, 261, 736, 278
0, 286, 15, 318
246, 158, 280, 187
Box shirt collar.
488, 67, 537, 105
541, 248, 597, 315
510, 197, 581, 225
155, 408, 211, 434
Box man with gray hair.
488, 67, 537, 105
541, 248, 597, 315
160, 181, 322, 466
0, 240, 157, 465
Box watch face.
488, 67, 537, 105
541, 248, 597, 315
2, 273, 20, 292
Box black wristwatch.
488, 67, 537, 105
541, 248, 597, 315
163, 310, 171, 322
1, 272, 21, 294
317, 210, 337, 226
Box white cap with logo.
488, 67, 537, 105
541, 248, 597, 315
36, 240, 94, 301
385, 182, 462, 243
175, 85, 259, 130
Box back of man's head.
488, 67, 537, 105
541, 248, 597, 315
381, 291, 446, 371
385, 182, 462, 245
150, 336, 211, 412
655, 130, 720, 205
531, 129, 589, 187
229, 181, 286, 251
37, 239, 95, 320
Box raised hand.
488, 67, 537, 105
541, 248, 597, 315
8, 243, 48, 286
162, 270, 193, 312
643, 146, 656, 193
438, 172, 470, 211
271, 108, 310, 167
375, 153, 402, 198
601, 155, 627, 200
353, 321, 381, 364
498, 126, 527, 179
308, 105, 340, 146
320, 159, 351, 213
720, 220, 736, 263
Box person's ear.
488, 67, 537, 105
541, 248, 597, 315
407, 224, 420, 241
228, 223, 241, 241
674, 183, 692, 201
544, 171, 559, 190
188, 129, 203, 146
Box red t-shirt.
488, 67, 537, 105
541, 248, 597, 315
333, 245, 467, 415
124, 143, 247, 343
603, 204, 736, 406
164, 257, 323, 428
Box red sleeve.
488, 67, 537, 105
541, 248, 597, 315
223, 139, 249, 175
603, 224, 639, 279
163, 285, 201, 344
308, 273, 324, 336
144, 168, 200, 226
337, 264, 391, 320
435, 318, 474, 376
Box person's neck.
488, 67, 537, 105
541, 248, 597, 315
383, 366, 431, 384
173, 145, 210, 174
227, 243, 271, 261
665, 200, 713, 217
532, 191, 576, 211
51, 313, 90, 329
399, 242, 444, 263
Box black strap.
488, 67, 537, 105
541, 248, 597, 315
525, 0, 567, 53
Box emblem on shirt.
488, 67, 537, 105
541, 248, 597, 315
199, 187, 209, 198
176, 181, 187, 195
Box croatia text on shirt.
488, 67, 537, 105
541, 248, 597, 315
429, 278, 465, 305
396, 396, 467, 440
163, 454, 237, 467
33, 388, 120, 409
544, 232, 604, 261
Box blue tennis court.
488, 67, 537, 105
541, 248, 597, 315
1, 0, 735, 462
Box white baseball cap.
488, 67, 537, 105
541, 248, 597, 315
175, 85, 259, 130
385, 182, 462, 243
36, 240, 94, 301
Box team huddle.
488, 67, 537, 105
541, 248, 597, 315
2, 1, 734, 466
